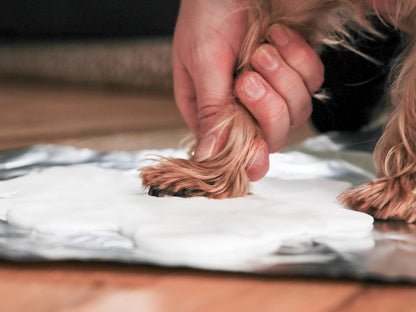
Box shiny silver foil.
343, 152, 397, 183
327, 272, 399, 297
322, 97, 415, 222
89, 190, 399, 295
1, 128, 416, 283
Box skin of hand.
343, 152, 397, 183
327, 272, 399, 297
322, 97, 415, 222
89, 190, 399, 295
172, 0, 323, 182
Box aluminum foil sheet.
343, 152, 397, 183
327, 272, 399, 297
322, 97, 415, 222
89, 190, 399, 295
1, 128, 416, 283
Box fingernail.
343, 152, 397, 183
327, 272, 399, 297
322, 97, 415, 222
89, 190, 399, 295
247, 148, 266, 170
254, 46, 278, 71
194, 134, 217, 162
270, 25, 290, 47
242, 74, 266, 101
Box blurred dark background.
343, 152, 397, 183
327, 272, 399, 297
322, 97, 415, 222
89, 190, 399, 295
0, 0, 180, 40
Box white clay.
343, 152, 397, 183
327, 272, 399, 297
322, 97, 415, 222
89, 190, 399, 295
0, 152, 374, 267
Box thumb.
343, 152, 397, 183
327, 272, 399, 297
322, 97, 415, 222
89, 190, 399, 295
191, 45, 236, 162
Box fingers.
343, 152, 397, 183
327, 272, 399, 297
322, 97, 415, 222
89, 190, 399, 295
235, 25, 324, 155
269, 25, 325, 94
235, 72, 291, 153
252, 44, 312, 127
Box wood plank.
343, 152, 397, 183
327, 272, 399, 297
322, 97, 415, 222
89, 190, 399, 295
56, 128, 191, 151
0, 84, 186, 150
335, 284, 416, 312
0, 262, 362, 312
0, 263, 166, 312
0, 83, 316, 151
152, 275, 361, 312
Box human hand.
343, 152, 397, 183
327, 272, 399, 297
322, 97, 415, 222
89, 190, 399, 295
234, 25, 324, 180
173, 0, 324, 181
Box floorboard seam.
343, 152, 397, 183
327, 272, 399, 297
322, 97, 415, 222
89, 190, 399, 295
328, 286, 368, 312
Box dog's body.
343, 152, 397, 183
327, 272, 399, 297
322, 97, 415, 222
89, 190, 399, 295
141, 0, 416, 222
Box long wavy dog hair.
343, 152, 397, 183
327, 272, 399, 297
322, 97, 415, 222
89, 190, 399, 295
141, 0, 416, 222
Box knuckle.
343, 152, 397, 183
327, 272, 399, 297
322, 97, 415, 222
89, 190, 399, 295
267, 95, 288, 120
279, 72, 303, 96
196, 101, 224, 122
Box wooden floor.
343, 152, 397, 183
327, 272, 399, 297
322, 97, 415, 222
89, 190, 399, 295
0, 82, 415, 312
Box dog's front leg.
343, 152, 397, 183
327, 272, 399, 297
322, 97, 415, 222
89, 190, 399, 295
339, 39, 416, 222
